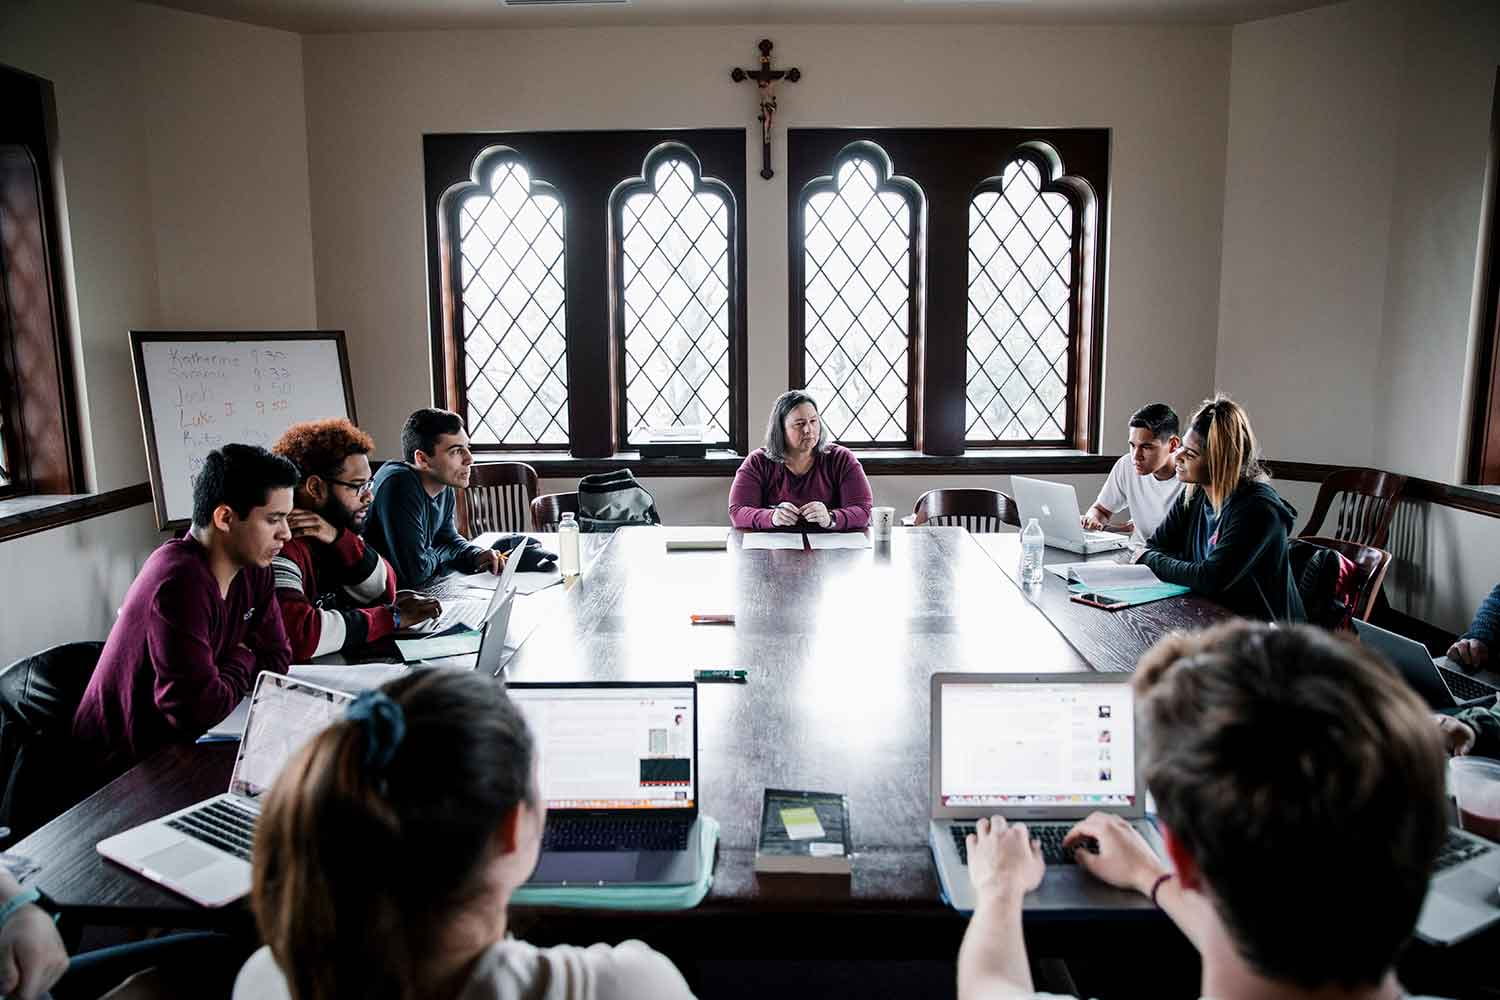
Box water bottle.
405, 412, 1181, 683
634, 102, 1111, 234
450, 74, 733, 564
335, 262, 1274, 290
1020, 517, 1045, 586
558, 512, 581, 577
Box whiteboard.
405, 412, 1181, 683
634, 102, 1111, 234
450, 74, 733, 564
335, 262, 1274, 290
130, 331, 356, 529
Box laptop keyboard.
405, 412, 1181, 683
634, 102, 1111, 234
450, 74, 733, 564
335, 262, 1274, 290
544, 816, 692, 852
1435, 830, 1495, 873
1439, 665, 1499, 703
167, 799, 256, 861
950, 823, 1099, 866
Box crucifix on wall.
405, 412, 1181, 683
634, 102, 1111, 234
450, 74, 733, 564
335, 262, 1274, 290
730, 39, 800, 180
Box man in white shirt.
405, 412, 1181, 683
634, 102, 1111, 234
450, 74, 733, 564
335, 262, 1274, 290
1082, 402, 1183, 543
955, 623, 1455, 1000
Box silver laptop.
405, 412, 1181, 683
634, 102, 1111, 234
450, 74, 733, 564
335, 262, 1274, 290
97, 672, 354, 906
1011, 476, 1129, 554
1418, 827, 1500, 944
410, 543, 524, 634
1353, 619, 1499, 710
474, 586, 517, 677
508, 682, 703, 887
928, 672, 1163, 912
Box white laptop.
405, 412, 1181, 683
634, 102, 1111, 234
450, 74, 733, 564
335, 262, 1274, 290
410, 543, 524, 634
97, 672, 354, 906
508, 682, 704, 887
928, 672, 1163, 912
1011, 476, 1129, 554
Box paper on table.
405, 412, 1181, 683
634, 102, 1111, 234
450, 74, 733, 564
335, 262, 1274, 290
1068, 563, 1164, 589
395, 630, 482, 662
742, 533, 805, 550
780, 806, 827, 840
515, 571, 564, 595
806, 532, 872, 550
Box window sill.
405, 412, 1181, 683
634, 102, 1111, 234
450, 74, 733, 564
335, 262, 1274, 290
484, 449, 1118, 479
0, 483, 153, 543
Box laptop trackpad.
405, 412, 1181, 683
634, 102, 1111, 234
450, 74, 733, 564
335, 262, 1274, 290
531, 851, 639, 885
142, 840, 222, 879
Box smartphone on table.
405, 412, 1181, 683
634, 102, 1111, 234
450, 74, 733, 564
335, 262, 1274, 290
1070, 591, 1129, 611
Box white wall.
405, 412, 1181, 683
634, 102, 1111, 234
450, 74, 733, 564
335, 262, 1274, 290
301, 22, 1233, 491
0, 0, 317, 662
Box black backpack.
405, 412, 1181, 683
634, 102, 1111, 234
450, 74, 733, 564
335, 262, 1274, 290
577, 469, 661, 533
1289, 539, 1359, 630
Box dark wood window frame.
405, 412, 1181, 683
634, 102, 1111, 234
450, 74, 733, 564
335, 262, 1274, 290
0, 63, 85, 498
424, 130, 749, 459
1466, 68, 1500, 485
787, 128, 1109, 458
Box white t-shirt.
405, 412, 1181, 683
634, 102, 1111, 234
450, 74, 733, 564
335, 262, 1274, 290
1092, 453, 1184, 544
233, 938, 695, 1000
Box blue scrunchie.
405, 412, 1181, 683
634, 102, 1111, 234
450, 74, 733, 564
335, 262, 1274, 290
346, 690, 405, 772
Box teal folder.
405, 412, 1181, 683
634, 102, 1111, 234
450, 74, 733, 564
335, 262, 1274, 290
1068, 581, 1190, 607
511, 815, 718, 911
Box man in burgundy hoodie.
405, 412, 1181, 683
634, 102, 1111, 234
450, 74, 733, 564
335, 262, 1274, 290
74, 444, 299, 776
270, 419, 439, 660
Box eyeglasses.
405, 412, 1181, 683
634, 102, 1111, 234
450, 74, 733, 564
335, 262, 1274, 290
326, 477, 375, 497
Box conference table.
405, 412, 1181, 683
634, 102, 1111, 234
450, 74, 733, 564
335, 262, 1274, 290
13, 526, 1492, 991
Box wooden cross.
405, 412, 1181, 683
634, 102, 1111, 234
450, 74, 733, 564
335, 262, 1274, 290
730, 39, 800, 180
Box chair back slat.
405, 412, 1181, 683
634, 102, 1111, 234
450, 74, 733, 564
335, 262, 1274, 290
1298, 467, 1407, 550
911, 489, 1020, 532
462, 462, 539, 536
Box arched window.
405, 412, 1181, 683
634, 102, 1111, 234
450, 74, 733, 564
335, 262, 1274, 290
967, 146, 1092, 445
613, 144, 736, 446
795, 142, 922, 447
441, 150, 569, 447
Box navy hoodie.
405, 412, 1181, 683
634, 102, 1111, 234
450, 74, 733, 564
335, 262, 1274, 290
1143, 479, 1306, 623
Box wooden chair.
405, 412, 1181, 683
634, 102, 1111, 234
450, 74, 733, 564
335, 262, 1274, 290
1298, 467, 1407, 550
909, 488, 1022, 532
459, 462, 538, 536
1299, 535, 1392, 625
531, 491, 580, 533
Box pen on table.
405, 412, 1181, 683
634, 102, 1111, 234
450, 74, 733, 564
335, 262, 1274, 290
690, 613, 736, 625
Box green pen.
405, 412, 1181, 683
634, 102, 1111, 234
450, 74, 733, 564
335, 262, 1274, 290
694, 669, 748, 683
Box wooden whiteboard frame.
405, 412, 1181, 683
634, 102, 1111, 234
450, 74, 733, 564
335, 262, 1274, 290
130, 330, 357, 530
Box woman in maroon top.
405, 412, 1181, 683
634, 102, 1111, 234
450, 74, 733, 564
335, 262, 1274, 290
729, 391, 874, 531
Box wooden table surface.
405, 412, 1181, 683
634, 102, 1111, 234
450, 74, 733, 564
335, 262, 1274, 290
972, 534, 1237, 674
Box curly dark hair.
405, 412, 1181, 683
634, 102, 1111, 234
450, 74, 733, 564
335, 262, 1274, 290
273, 418, 376, 483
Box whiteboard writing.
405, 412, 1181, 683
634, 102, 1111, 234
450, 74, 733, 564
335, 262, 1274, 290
136, 337, 352, 526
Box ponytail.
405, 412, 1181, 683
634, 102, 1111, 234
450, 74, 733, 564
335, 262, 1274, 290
1186, 394, 1266, 508
251, 670, 536, 1000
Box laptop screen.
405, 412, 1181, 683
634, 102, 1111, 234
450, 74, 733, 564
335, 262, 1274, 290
509, 685, 696, 811
939, 680, 1136, 809
230, 673, 354, 800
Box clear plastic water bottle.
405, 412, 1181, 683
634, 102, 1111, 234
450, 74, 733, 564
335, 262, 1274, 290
558, 512, 581, 577
1020, 517, 1045, 586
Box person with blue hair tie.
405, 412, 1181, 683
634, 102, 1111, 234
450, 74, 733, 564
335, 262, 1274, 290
233, 668, 696, 1000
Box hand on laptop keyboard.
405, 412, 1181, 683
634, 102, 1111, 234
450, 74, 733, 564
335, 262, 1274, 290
964, 816, 1044, 900
1058, 813, 1169, 896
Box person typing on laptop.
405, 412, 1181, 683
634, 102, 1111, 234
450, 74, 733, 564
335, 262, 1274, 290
73, 445, 296, 776
270, 418, 439, 659
1134, 395, 1305, 622
1447, 582, 1500, 673
957, 622, 1453, 1000
235, 669, 695, 1000
365, 408, 505, 588
1081, 402, 1184, 544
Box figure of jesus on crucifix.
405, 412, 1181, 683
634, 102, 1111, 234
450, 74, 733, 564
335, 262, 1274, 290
731, 39, 800, 180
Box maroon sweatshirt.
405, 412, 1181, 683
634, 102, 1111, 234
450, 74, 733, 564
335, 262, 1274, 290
73, 535, 291, 772
728, 445, 874, 531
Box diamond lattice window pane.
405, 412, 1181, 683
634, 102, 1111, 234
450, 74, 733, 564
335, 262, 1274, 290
620, 158, 732, 445
965, 160, 1073, 443
458, 160, 569, 446
802, 155, 912, 444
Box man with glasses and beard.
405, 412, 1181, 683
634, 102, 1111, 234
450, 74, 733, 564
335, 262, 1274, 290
271, 419, 440, 659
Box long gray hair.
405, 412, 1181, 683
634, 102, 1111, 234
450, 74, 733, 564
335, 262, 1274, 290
763, 390, 831, 462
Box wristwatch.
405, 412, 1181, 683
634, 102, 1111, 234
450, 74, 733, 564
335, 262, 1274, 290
390, 603, 402, 630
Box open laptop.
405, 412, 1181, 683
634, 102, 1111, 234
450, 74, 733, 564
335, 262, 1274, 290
474, 586, 517, 677
410, 542, 524, 634
928, 672, 1163, 912
507, 682, 703, 887
1418, 827, 1500, 944
1353, 619, 1499, 710
1011, 477, 1129, 555
97, 672, 353, 906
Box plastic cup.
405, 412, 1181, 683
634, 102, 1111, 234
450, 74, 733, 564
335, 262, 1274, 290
871, 506, 895, 541
1449, 757, 1500, 843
